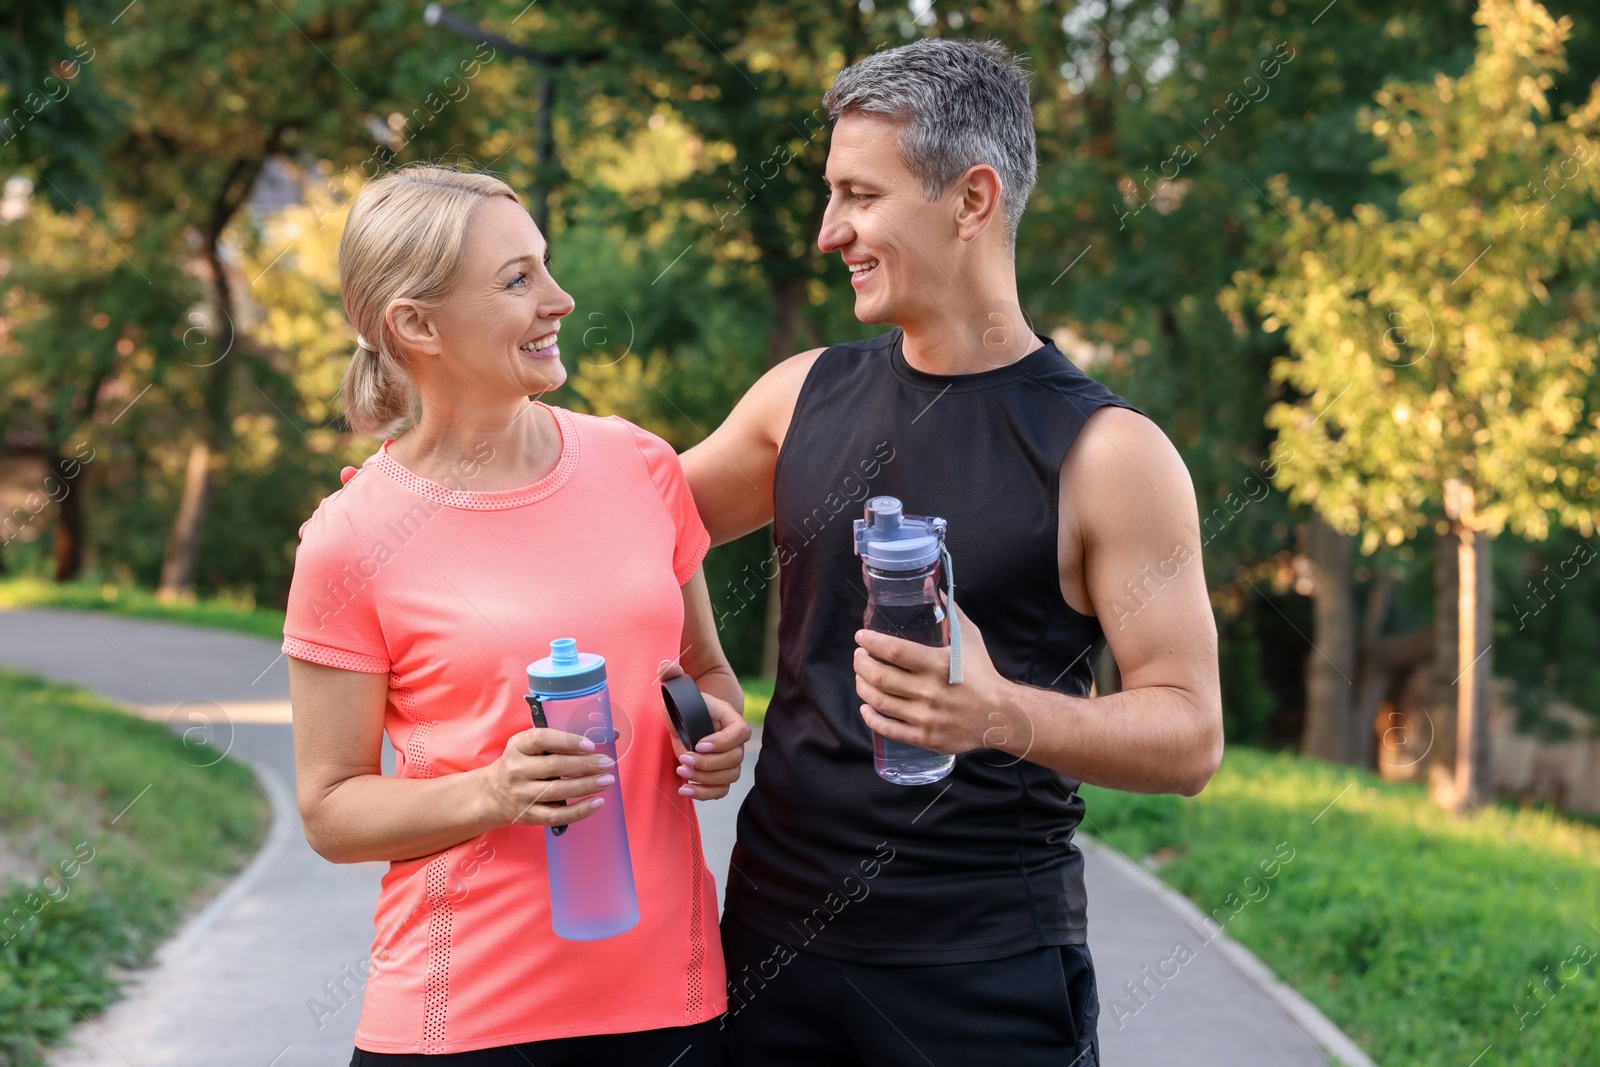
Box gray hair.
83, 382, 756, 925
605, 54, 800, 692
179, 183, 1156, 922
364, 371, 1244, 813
822, 38, 1037, 241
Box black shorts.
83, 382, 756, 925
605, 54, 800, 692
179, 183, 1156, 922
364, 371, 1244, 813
349, 1019, 724, 1066
720, 914, 1100, 1066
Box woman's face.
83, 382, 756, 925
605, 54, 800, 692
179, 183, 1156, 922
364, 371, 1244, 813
406, 195, 576, 403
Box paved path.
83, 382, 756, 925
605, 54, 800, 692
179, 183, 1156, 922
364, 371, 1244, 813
1, 608, 1371, 1066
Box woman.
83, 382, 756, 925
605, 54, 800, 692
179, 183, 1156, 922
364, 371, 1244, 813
282, 164, 748, 1063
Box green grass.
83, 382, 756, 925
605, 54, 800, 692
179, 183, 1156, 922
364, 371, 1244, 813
1081, 749, 1600, 1067
0, 670, 269, 1066
0, 578, 286, 639
741, 677, 772, 727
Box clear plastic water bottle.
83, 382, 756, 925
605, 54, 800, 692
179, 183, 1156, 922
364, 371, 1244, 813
853, 496, 963, 786
525, 638, 639, 940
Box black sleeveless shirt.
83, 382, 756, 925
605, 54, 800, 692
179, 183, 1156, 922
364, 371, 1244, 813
723, 328, 1134, 966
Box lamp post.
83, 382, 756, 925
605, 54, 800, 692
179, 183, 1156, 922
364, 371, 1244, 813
422, 3, 601, 234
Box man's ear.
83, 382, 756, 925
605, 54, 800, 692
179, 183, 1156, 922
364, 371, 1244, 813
953, 164, 1005, 243
387, 298, 440, 358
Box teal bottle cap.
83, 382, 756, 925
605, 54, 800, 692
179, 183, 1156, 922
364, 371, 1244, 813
527, 638, 608, 695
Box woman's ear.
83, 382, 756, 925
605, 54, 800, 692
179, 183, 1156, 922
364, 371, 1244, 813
387, 298, 441, 359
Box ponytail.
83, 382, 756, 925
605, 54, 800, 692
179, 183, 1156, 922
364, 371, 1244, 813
341, 333, 415, 438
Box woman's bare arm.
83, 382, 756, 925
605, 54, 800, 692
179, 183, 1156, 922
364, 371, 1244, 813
289, 658, 615, 864
660, 566, 751, 800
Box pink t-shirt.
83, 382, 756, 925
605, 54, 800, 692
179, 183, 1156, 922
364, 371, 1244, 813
281, 404, 723, 1053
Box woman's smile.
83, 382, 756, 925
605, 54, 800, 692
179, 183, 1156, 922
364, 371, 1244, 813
519, 330, 561, 360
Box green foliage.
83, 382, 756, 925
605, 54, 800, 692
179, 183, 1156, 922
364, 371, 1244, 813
1086, 747, 1600, 1066
4, 0, 1599, 730
1243, 0, 1600, 550
0, 670, 268, 1065
740, 675, 773, 727
1025, 1, 1486, 741
1215, 608, 1280, 745
1078, 782, 1186, 858
0, 0, 537, 592
0, 0, 114, 206
1493, 528, 1600, 729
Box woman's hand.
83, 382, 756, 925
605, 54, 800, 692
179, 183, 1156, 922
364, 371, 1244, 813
480, 727, 616, 828
659, 660, 751, 801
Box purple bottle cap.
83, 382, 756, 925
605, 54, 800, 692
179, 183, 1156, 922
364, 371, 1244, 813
853, 496, 946, 571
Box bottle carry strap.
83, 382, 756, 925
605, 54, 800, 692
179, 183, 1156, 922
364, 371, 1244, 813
942, 544, 963, 685
524, 694, 569, 835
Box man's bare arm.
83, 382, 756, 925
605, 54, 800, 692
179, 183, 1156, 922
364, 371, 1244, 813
680, 349, 824, 546
1009, 406, 1224, 793
850, 406, 1223, 795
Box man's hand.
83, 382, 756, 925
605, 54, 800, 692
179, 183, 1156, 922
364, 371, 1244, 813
853, 602, 1032, 758
658, 660, 751, 800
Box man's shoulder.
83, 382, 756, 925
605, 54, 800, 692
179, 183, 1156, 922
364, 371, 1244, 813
1065, 406, 1179, 477
770, 331, 901, 407
772, 346, 830, 385
740, 346, 833, 424
1061, 406, 1194, 529
1025, 341, 1133, 404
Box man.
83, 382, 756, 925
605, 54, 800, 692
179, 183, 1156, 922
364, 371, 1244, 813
681, 38, 1222, 1066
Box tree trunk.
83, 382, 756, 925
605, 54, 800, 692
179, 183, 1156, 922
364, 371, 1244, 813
50, 451, 86, 581
756, 272, 809, 678
39, 368, 107, 584
1429, 524, 1460, 807
159, 436, 215, 597
764, 273, 806, 371
530, 71, 554, 236
1455, 525, 1493, 806
1348, 569, 1393, 768
1354, 621, 1432, 768
760, 571, 781, 680
158, 144, 277, 599
158, 333, 230, 599
1085, 7, 1117, 163
1302, 515, 1358, 762
1430, 481, 1493, 812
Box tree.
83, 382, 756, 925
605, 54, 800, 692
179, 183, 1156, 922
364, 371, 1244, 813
1243, 0, 1600, 810
0, 0, 112, 206
1031, 0, 1484, 745
0, 198, 190, 580
13, 0, 513, 595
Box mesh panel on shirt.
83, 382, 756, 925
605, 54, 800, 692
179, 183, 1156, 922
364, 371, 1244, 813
422, 853, 453, 1045
396, 688, 436, 779
371, 405, 580, 511
687, 814, 705, 1019
404, 721, 435, 779
281, 635, 388, 674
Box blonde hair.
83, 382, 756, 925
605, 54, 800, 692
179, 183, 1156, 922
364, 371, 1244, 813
338, 164, 520, 437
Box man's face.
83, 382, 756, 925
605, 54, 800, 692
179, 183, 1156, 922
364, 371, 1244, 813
818, 111, 954, 326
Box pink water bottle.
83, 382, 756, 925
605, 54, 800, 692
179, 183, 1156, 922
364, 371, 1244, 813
525, 638, 639, 940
